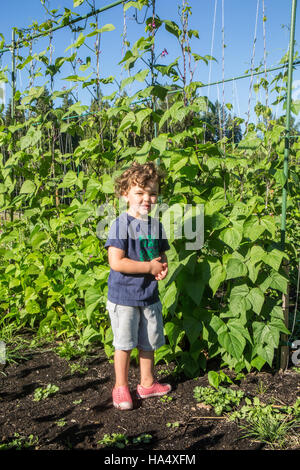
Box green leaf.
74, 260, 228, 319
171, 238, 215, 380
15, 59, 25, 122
246, 260, 261, 284
81, 325, 101, 345
184, 277, 204, 305
65, 32, 86, 51
20, 127, 42, 150
180, 351, 202, 378
270, 317, 290, 335
226, 258, 248, 280
87, 24, 115, 37
253, 322, 277, 348
151, 85, 168, 100
205, 199, 227, 216
219, 225, 242, 251
21, 86, 45, 105
63, 73, 92, 82
118, 111, 136, 133
135, 69, 149, 82
74, 204, 94, 224
243, 217, 265, 241
255, 343, 274, 367
135, 108, 152, 135
248, 245, 265, 264
268, 270, 288, 294
60, 170, 78, 188
208, 259, 226, 295
31, 232, 49, 250
74, 0, 84, 6
25, 300, 41, 314
227, 319, 252, 344
162, 282, 178, 310
183, 313, 202, 345
20, 180, 36, 194
273, 169, 287, 186
251, 355, 266, 371
85, 177, 102, 200
101, 174, 115, 194
151, 134, 168, 154
260, 216, 277, 238
164, 20, 181, 39
164, 320, 184, 349
207, 371, 221, 389
120, 76, 135, 90
247, 287, 265, 315
238, 131, 262, 150
206, 213, 229, 231
263, 249, 286, 271
85, 286, 102, 322
124, 1, 145, 12
154, 344, 173, 364
219, 329, 246, 359
229, 284, 250, 312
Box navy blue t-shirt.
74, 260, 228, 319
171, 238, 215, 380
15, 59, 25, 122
105, 212, 170, 306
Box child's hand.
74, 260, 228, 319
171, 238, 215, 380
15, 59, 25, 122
149, 257, 165, 276
155, 262, 168, 281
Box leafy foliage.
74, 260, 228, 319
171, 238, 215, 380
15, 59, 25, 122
0, 0, 299, 376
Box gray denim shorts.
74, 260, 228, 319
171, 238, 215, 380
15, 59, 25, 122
106, 300, 165, 351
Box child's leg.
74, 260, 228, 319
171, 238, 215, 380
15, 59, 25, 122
139, 349, 154, 388
114, 349, 131, 388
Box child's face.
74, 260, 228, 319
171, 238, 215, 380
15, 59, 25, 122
123, 180, 159, 218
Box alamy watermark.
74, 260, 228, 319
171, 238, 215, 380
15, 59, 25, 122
96, 201, 204, 250
0, 341, 6, 365
291, 340, 300, 367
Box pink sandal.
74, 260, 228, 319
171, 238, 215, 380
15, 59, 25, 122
112, 385, 133, 410
137, 382, 172, 399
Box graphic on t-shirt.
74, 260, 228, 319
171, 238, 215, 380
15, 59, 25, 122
139, 234, 160, 261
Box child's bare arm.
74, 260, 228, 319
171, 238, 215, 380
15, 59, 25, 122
108, 246, 164, 276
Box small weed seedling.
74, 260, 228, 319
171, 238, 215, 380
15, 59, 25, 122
160, 395, 173, 403
55, 418, 67, 427
69, 362, 88, 375
255, 379, 269, 395
98, 433, 129, 449
98, 432, 152, 449
193, 385, 244, 415
33, 384, 59, 401
73, 399, 83, 405
0, 433, 38, 450
55, 340, 86, 361
166, 421, 180, 428
132, 433, 152, 445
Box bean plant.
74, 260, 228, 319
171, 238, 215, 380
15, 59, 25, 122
0, 0, 299, 377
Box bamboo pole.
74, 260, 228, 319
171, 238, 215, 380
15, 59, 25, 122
279, 0, 297, 371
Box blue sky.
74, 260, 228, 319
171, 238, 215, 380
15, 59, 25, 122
0, 0, 299, 124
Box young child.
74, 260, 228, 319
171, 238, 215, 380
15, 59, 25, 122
105, 161, 171, 410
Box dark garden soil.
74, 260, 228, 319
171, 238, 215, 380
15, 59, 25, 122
0, 342, 299, 454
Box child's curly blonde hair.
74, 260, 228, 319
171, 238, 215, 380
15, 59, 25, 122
114, 161, 164, 197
